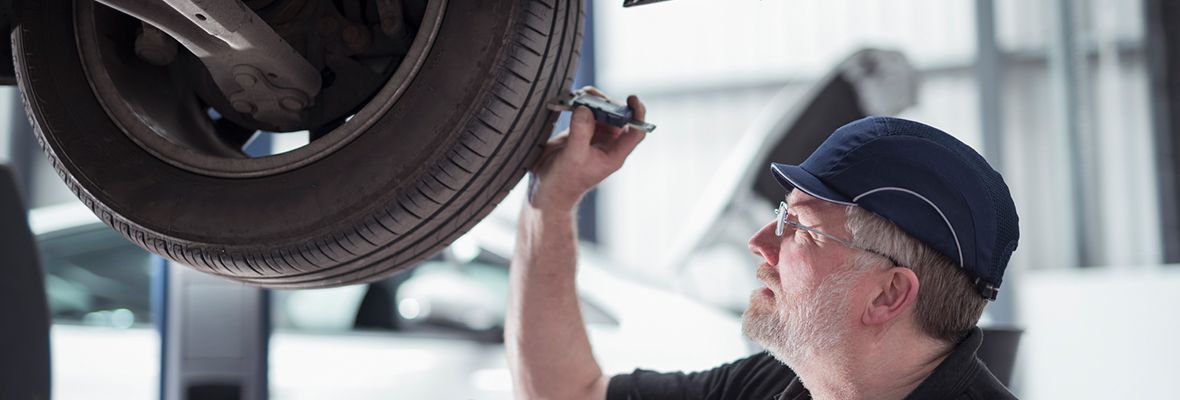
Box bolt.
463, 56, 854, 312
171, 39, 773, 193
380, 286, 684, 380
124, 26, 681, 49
280, 97, 305, 111
232, 101, 256, 114
235, 73, 257, 88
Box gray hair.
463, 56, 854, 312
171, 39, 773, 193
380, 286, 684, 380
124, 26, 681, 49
843, 206, 986, 344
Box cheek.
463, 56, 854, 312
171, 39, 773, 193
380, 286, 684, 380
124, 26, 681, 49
773, 268, 818, 303
774, 242, 822, 292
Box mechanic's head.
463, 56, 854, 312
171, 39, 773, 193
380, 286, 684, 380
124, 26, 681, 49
742, 116, 1019, 366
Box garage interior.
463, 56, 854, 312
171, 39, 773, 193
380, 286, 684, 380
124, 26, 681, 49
2, 0, 1179, 399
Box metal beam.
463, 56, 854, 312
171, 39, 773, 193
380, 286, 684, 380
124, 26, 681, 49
974, 0, 1017, 324
632, 40, 1145, 101
975, 0, 1003, 169
1145, 0, 1180, 263
162, 263, 269, 400
5, 87, 35, 204
1049, 0, 1099, 267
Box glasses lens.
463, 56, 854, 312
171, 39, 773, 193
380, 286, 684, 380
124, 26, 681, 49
775, 201, 787, 236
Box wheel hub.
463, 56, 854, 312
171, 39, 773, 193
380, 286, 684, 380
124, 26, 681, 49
76, 0, 445, 177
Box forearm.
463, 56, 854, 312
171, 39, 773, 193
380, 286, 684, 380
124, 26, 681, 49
505, 92, 646, 399
506, 203, 607, 400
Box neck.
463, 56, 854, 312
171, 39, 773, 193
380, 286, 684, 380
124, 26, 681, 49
790, 327, 952, 400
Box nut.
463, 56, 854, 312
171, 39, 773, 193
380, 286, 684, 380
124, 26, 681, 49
232, 101, 256, 114
280, 97, 305, 111
235, 73, 258, 88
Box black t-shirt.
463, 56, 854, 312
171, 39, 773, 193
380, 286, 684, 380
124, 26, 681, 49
606, 327, 1016, 400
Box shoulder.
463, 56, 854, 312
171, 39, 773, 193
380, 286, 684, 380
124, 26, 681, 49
961, 360, 1018, 400
703, 350, 792, 379
607, 352, 796, 400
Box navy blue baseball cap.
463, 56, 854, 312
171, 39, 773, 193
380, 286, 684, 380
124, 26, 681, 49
771, 116, 1019, 300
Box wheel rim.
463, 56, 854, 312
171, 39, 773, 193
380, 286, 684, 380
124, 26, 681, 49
74, 0, 448, 178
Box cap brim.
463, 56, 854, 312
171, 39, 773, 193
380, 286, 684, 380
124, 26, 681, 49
770, 163, 855, 205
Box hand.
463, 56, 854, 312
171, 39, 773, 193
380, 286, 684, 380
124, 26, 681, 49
527, 89, 648, 212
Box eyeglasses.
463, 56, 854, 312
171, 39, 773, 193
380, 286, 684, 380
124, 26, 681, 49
774, 201, 901, 267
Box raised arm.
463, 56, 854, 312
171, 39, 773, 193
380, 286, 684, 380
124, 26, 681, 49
506, 95, 647, 400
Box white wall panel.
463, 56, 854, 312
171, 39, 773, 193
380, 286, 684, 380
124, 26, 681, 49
594, 0, 975, 92
0, 87, 15, 164
599, 87, 783, 276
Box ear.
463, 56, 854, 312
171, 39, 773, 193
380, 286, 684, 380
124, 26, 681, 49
862, 267, 920, 326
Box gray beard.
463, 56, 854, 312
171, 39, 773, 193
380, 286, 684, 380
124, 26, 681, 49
740, 269, 861, 367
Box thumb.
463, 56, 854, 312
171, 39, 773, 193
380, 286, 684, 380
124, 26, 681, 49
568, 106, 595, 149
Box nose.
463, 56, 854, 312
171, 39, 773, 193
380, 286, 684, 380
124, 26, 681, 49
748, 220, 780, 266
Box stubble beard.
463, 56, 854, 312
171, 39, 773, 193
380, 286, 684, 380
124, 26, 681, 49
741, 269, 861, 367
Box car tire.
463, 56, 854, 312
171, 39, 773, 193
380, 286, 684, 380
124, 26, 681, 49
13, 0, 582, 287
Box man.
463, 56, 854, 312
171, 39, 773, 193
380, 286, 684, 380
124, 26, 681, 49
507, 92, 1019, 399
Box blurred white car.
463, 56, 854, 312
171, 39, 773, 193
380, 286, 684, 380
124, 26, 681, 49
32, 202, 749, 400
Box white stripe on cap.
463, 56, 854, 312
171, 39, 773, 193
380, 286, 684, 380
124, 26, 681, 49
772, 165, 856, 206
853, 187, 965, 267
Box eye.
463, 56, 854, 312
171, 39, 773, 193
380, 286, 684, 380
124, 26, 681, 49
792, 228, 813, 242
793, 225, 825, 244
807, 230, 824, 242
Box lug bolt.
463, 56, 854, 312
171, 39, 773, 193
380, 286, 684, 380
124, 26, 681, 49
235, 73, 257, 88
232, 101, 256, 113
280, 97, 305, 111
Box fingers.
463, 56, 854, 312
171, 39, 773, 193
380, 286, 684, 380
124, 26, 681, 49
576, 86, 645, 121
568, 90, 649, 164
605, 125, 646, 162
591, 122, 626, 147
627, 95, 646, 123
